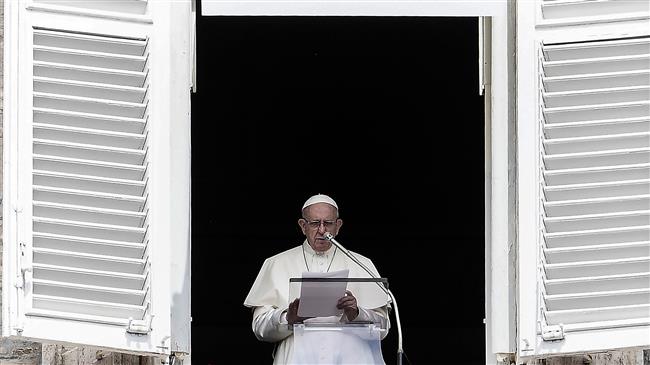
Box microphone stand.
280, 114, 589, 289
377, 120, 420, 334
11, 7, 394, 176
323, 232, 404, 365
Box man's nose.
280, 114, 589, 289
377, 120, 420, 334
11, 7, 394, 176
318, 224, 327, 233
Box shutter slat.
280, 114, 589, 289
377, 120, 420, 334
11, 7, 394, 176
543, 148, 650, 170
544, 195, 650, 216
546, 273, 650, 295
34, 77, 147, 103
542, 54, 650, 77
34, 139, 145, 165
34, 61, 147, 87
543, 132, 650, 154
34, 185, 146, 212
544, 163, 650, 185
545, 257, 650, 279
34, 46, 147, 71
34, 29, 147, 56
544, 179, 650, 200
541, 0, 650, 20
544, 117, 650, 139
33, 263, 146, 290
545, 225, 650, 248
543, 86, 650, 108
34, 92, 147, 118
33, 217, 146, 243
545, 288, 650, 310
543, 101, 650, 123
34, 171, 146, 197
33, 201, 147, 227
33, 0, 148, 15
545, 241, 650, 263
33, 295, 146, 319
33, 232, 146, 259
34, 123, 146, 150
33, 248, 146, 275
34, 108, 146, 134
544, 210, 649, 233
545, 304, 650, 324
543, 71, 650, 92
26, 309, 129, 326
543, 38, 650, 61
34, 154, 146, 180
33, 279, 146, 306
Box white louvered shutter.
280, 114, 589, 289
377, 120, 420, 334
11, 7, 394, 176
540, 37, 650, 333
517, 0, 650, 356
30, 28, 152, 324
3, 0, 191, 357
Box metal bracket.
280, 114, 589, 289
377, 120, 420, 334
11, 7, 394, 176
126, 315, 153, 335
541, 324, 565, 341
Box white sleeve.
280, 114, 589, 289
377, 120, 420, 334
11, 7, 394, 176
251, 305, 293, 343
342, 306, 391, 340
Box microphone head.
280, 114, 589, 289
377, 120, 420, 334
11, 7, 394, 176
323, 232, 334, 240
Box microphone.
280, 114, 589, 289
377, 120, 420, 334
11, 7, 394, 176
323, 232, 404, 365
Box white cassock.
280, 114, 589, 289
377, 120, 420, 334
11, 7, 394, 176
244, 240, 391, 364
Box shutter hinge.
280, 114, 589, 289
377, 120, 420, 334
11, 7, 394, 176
15, 243, 32, 289
126, 315, 153, 335
541, 324, 565, 341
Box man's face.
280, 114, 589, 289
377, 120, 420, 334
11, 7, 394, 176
298, 203, 343, 252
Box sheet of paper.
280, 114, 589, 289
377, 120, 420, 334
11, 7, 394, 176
297, 269, 349, 318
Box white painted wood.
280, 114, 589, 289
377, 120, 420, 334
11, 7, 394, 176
516, 0, 540, 358
26, 2, 152, 24
202, 0, 506, 16
488, 9, 516, 358
2, 0, 26, 339
2, 0, 192, 358
203, 2, 511, 362
201, 3, 513, 362
517, 0, 650, 360
166, 0, 193, 355
539, 37, 650, 334
538, 0, 649, 26
33, 0, 148, 16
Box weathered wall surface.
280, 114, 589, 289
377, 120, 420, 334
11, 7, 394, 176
522, 351, 648, 365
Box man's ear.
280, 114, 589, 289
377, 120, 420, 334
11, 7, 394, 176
298, 218, 307, 234
336, 218, 343, 232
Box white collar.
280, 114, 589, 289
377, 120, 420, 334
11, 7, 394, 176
302, 239, 336, 257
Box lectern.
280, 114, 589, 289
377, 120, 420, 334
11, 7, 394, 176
288, 277, 390, 365
291, 322, 385, 364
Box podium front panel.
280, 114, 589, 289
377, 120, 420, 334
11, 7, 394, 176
291, 323, 385, 365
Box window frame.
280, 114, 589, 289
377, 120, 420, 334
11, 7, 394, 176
200, 0, 516, 361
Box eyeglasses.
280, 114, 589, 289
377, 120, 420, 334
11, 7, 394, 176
302, 218, 338, 229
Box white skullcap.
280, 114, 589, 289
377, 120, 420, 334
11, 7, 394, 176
302, 194, 338, 210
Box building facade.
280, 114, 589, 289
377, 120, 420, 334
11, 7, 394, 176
2, 0, 650, 364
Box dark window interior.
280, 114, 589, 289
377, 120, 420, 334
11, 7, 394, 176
191, 15, 485, 364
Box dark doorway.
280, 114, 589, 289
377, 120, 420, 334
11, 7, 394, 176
191, 15, 485, 364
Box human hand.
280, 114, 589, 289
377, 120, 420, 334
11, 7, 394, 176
337, 290, 359, 321
286, 298, 312, 325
